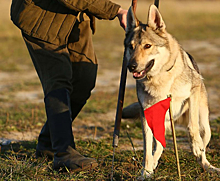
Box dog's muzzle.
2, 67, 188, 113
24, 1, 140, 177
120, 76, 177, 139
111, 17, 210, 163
128, 59, 155, 80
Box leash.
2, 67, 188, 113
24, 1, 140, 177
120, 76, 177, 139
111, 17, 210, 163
111, 41, 129, 181
111, 1, 137, 180
111, 0, 159, 180
154, 0, 159, 8
112, 0, 139, 153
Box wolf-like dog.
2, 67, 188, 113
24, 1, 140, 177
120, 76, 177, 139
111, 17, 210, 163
123, 4, 220, 178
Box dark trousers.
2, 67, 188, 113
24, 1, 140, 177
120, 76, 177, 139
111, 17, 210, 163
22, 14, 98, 153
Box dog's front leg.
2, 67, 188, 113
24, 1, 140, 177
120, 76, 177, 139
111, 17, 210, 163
153, 137, 163, 169
140, 110, 154, 178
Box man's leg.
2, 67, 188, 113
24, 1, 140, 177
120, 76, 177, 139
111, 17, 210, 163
35, 120, 53, 159
22, 32, 98, 171
22, 32, 74, 158
67, 13, 98, 121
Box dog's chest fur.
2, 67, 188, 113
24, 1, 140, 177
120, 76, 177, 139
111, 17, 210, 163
136, 49, 200, 119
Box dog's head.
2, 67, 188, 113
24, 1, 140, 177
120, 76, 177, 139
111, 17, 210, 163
125, 5, 170, 80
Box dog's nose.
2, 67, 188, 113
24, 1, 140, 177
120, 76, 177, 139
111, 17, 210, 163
128, 61, 137, 72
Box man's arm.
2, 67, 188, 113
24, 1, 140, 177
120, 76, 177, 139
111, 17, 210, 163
57, 0, 120, 20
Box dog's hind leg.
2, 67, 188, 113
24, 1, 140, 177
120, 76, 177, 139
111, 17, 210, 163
188, 88, 206, 165
188, 87, 219, 172
198, 86, 220, 172
140, 111, 154, 178
199, 104, 211, 149
152, 137, 163, 170
122, 102, 141, 119
199, 84, 211, 148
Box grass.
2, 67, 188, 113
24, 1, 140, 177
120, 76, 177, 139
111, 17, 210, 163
1, 91, 220, 180
0, 103, 46, 132
1, 126, 220, 180
1, 0, 220, 180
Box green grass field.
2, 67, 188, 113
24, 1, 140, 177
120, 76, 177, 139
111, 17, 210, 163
1, 0, 220, 180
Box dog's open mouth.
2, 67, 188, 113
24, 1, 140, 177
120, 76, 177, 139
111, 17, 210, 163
133, 59, 155, 79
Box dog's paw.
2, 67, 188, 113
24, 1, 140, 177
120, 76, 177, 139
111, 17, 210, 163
153, 160, 158, 170
139, 170, 154, 180
137, 173, 153, 181
191, 140, 204, 158
136, 176, 145, 181
206, 165, 220, 173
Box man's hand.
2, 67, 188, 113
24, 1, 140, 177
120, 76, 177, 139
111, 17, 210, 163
117, 8, 128, 30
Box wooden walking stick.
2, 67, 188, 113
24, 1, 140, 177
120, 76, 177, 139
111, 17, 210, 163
168, 95, 181, 180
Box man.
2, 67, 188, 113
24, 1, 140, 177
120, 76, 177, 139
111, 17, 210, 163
11, 0, 127, 171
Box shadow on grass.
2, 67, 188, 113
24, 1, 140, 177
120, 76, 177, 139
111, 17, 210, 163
1, 140, 37, 157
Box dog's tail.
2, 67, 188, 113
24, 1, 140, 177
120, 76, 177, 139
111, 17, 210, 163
122, 102, 141, 119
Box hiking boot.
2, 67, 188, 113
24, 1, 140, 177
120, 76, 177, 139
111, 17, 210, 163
36, 148, 54, 160
53, 146, 98, 172
36, 120, 54, 160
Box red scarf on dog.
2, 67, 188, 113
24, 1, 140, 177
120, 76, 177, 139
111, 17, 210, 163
144, 97, 171, 148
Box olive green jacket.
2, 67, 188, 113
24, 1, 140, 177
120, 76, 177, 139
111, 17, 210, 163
11, 0, 120, 45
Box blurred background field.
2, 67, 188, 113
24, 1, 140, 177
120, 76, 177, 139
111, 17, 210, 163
0, 0, 220, 180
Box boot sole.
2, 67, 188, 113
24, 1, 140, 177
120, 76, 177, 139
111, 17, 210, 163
53, 162, 98, 172
36, 149, 54, 160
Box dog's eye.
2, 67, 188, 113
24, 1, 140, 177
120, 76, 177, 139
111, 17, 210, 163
144, 44, 151, 49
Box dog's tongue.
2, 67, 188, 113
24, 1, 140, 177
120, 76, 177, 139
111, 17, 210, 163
133, 70, 145, 78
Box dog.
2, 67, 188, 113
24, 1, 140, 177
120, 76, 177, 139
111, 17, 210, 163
122, 4, 220, 178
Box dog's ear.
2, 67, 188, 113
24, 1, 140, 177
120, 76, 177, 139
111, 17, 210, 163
147, 5, 166, 31
126, 6, 139, 32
